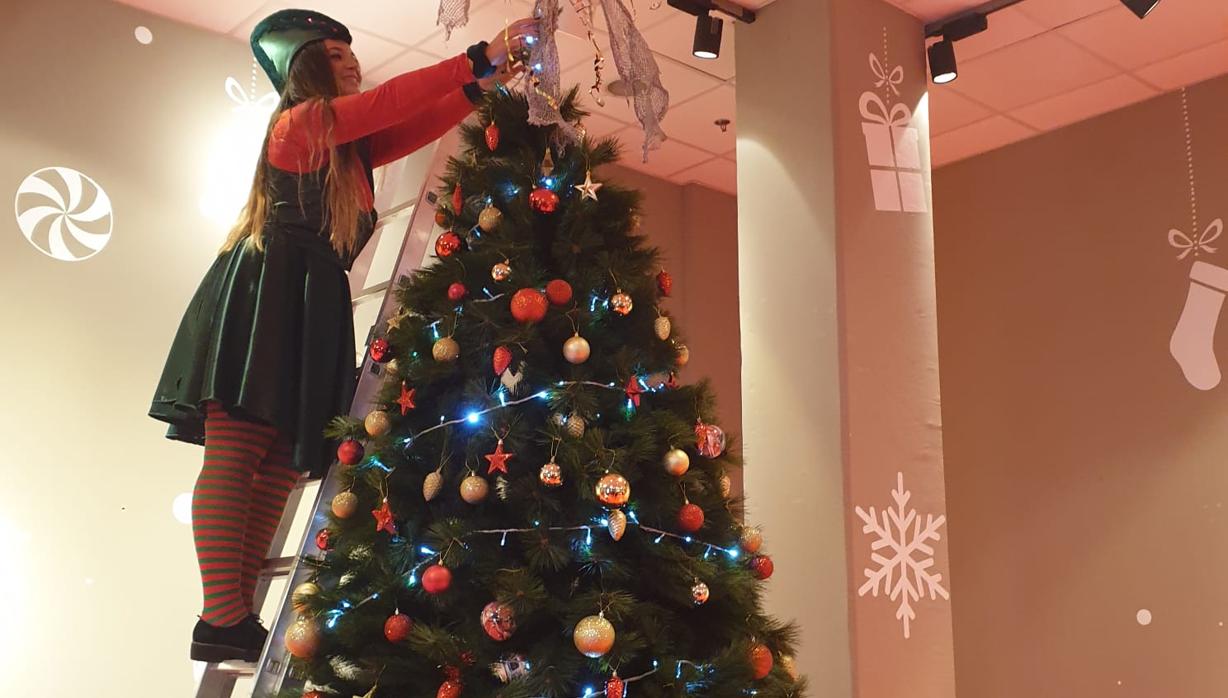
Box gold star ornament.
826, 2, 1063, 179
574, 170, 603, 201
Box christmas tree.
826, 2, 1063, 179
283, 87, 805, 698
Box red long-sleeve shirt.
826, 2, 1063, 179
267, 53, 476, 205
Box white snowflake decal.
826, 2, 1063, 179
854, 472, 949, 639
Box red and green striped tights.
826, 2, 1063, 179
193, 401, 301, 626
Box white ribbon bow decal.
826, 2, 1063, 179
1169, 219, 1223, 260
225, 77, 279, 113
869, 53, 903, 97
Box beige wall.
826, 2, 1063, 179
934, 74, 1228, 696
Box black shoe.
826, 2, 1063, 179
191, 617, 261, 663
239, 614, 270, 654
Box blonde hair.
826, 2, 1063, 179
220, 40, 366, 260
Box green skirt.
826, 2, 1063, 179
148, 230, 357, 478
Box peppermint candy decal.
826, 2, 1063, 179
14, 166, 113, 262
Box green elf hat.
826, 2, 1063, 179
250, 9, 353, 94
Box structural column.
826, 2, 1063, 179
736, 1, 956, 696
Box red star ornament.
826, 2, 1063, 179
372, 498, 397, 535
397, 382, 417, 416
625, 376, 643, 408
485, 439, 514, 475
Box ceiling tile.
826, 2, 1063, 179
641, 12, 737, 81
945, 32, 1118, 111
579, 111, 631, 141
1010, 73, 1157, 131
678, 156, 737, 194
930, 115, 1036, 167
953, 6, 1047, 61
1014, 0, 1119, 28
928, 87, 994, 135
229, 2, 414, 75
1058, 0, 1228, 70
364, 48, 453, 84
1134, 39, 1228, 91
561, 37, 723, 128
660, 85, 736, 154
506, 0, 678, 37
113, 0, 264, 34
883, 0, 986, 23
610, 126, 714, 179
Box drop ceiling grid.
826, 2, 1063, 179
931, 0, 1228, 166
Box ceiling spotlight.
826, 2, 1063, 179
928, 40, 958, 84
693, 14, 723, 59
1120, 0, 1161, 18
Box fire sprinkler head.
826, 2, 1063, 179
715, 118, 731, 133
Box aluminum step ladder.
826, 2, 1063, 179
194, 128, 462, 698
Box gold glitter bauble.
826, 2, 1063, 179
491, 262, 512, 282
478, 204, 503, 232
284, 617, 322, 659
573, 614, 616, 658
740, 526, 764, 554
460, 475, 490, 504
539, 460, 563, 487
563, 334, 591, 364
691, 581, 710, 605
433, 336, 460, 362
291, 582, 320, 614
720, 474, 732, 499
595, 473, 631, 507
654, 316, 671, 341
423, 471, 443, 502
663, 448, 690, 477
609, 290, 633, 316
607, 509, 627, 541
566, 412, 586, 439
364, 410, 392, 438
780, 655, 799, 681
330, 491, 359, 519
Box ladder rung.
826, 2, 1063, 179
204, 661, 255, 677
260, 555, 297, 577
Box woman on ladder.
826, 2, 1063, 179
148, 9, 537, 663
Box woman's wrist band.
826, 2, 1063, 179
467, 42, 495, 79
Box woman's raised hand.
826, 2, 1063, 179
485, 18, 539, 68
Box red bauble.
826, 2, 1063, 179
493, 345, 513, 375
657, 269, 673, 297
314, 528, 331, 551
529, 187, 560, 213
422, 564, 453, 594
606, 675, 625, 698
438, 679, 463, 698
369, 338, 391, 363
749, 643, 774, 679
695, 420, 726, 458
677, 503, 705, 533
546, 279, 573, 306
448, 282, 468, 302
385, 612, 414, 642
435, 231, 462, 258
452, 183, 464, 214
480, 601, 517, 641
303, 692, 323, 698
750, 555, 775, 580
510, 288, 549, 324
485, 122, 500, 151
337, 439, 364, 465
435, 209, 449, 226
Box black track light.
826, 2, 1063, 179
693, 13, 723, 59
1121, 0, 1161, 19
928, 40, 958, 85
